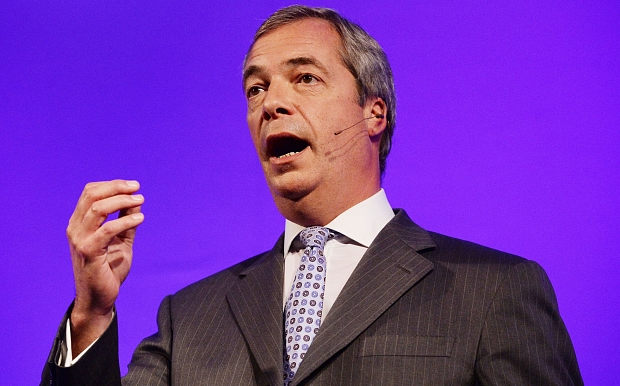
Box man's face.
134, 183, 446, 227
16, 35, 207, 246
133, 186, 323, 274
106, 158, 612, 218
243, 18, 381, 212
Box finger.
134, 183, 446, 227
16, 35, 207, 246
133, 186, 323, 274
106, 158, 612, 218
117, 205, 143, 241
71, 180, 141, 223
85, 212, 145, 257
80, 194, 144, 233
122, 205, 142, 216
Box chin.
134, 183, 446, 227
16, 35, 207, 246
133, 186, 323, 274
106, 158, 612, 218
270, 183, 308, 202
266, 174, 315, 203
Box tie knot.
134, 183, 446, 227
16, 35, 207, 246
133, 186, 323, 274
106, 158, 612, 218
299, 226, 332, 249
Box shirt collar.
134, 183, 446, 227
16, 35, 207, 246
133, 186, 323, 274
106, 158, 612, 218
283, 189, 395, 254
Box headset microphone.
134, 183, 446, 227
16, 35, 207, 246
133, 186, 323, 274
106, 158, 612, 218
333, 113, 385, 136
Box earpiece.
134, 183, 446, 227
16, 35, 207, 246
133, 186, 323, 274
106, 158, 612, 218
334, 114, 384, 136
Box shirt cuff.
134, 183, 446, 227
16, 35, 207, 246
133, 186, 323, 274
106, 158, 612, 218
57, 311, 115, 367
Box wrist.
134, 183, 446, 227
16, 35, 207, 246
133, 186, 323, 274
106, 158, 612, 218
72, 291, 115, 321
70, 304, 114, 356
70, 308, 113, 329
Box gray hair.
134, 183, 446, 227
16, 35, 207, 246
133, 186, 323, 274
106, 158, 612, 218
245, 5, 396, 176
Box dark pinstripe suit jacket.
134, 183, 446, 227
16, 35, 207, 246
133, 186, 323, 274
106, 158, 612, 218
42, 210, 582, 385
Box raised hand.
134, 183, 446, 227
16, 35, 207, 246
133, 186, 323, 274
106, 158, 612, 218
67, 180, 145, 356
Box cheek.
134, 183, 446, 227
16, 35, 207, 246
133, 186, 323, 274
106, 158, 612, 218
246, 119, 262, 150
246, 98, 262, 114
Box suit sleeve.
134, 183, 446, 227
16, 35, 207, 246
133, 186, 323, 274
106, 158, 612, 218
121, 295, 173, 385
474, 260, 583, 385
40, 306, 122, 386
41, 296, 174, 386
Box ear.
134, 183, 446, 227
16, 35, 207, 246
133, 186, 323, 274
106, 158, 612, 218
363, 97, 387, 137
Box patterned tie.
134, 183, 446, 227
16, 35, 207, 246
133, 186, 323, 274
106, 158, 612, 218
283, 226, 333, 385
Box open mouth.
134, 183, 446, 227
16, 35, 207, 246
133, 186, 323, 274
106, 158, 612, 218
267, 136, 310, 159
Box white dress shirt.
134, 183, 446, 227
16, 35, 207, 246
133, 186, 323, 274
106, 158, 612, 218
282, 189, 394, 320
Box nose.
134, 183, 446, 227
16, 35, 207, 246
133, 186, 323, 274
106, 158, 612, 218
262, 79, 293, 121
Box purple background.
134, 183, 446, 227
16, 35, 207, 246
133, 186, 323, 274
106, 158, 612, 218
1, 1, 618, 384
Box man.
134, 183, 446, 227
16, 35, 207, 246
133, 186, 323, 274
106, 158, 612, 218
42, 5, 582, 386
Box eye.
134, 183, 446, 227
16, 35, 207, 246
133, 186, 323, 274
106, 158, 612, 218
246, 85, 265, 98
299, 74, 318, 84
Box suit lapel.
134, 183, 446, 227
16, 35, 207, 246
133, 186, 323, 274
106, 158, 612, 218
291, 210, 436, 385
227, 236, 285, 386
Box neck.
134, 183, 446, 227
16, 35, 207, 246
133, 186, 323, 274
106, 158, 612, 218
272, 144, 383, 226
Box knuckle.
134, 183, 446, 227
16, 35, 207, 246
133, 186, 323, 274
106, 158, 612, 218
99, 222, 115, 236
83, 182, 98, 195
66, 221, 78, 239
90, 204, 101, 215
73, 242, 92, 257
82, 187, 96, 201
112, 179, 127, 189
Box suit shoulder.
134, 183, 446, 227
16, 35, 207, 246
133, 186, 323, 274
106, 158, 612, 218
425, 230, 533, 268
423, 231, 554, 301
390, 210, 537, 269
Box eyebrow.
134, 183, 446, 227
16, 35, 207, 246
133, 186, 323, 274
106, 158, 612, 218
242, 56, 329, 87
285, 56, 328, 73
242, 65, 263, 88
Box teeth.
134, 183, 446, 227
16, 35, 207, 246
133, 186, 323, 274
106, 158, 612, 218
277, 151, 299, 159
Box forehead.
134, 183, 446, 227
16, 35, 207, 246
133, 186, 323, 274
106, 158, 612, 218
244, 18, 344, 75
